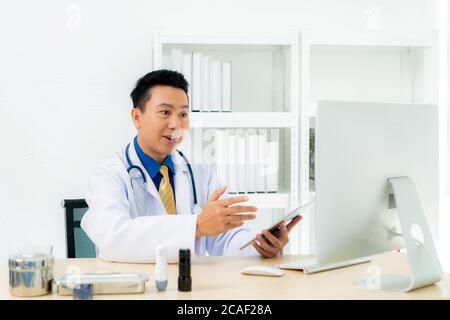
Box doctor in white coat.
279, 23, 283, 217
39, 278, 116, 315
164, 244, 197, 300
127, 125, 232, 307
81, 70, 302, 262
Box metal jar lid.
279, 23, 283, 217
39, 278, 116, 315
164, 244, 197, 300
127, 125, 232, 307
9, 253, 54, 271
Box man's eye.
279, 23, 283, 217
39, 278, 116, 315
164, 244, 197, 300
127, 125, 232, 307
181, 112, 189, 118
160, 110, 170, 116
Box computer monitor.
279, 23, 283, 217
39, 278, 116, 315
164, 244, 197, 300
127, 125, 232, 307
315, 101, 442, 291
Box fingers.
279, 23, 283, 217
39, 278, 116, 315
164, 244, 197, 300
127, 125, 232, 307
286, 215, 303, 232
251, 241, 273, 258
262, 229, 284, 249
219, 195, 249, 207
208, 186, 227, 202
223, 213, 256, 224
270, 222, 289, 244
226, 221, 244, 230
255, 234, 278, 257
225, 205, 258, 215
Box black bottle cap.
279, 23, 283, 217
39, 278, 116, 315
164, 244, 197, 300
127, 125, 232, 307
178, 248, 191, 292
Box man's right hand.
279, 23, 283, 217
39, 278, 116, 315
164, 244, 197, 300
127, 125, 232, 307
195, 186, 258, 238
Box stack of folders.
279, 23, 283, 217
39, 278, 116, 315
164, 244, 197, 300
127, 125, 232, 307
165, 48, 232, 112
214, 129, 280, 194
177, 128, 280, 194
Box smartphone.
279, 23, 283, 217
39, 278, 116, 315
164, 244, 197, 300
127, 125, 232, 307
239, 200, 316, 250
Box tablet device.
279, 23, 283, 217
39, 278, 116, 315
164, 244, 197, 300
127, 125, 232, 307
239, 200, 315, 250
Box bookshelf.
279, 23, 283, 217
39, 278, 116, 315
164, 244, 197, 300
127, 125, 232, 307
152, 29, 441, 255
189, 112, 292, 128
304, 30, 440, 253
153, 29, 304, 253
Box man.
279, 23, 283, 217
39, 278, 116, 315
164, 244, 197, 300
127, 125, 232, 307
81, 69, 301, 262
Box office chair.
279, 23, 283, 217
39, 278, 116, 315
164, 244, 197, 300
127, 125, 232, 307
62, 199, 96, 258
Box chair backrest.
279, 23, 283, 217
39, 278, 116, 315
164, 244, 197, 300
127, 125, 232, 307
62, 199, 96, 258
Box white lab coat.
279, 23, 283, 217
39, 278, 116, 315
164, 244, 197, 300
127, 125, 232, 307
81, 138, 258, 263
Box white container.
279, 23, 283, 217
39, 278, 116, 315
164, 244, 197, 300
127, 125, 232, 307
9, 253, 54, 297
155, 245, 168, 291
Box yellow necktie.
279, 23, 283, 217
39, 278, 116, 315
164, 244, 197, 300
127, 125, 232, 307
158, 165, 176, 215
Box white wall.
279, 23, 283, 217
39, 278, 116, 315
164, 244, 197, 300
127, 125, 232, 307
0, 0, 443, 263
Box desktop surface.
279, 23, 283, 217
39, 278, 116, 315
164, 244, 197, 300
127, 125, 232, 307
1, 252, 448, 300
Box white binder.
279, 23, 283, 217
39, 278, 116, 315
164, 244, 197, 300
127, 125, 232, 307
201, 55, 210, 112
182, 53, 193, 110
214, 129, 228, 187
256, 129, 268, 193
245, 129, 258, 193
236, 129, 246, 193
227, 130, 238, 194
266, 129, 279, 193
191, 52, 202, 112
209, 60, 221, 112
170, 49, 183, 73
221, 61, 232, 112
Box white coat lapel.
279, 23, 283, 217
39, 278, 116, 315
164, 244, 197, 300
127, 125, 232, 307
173, 151, 193, 215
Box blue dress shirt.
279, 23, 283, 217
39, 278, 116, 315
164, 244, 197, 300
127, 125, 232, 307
134, 136, 176, 200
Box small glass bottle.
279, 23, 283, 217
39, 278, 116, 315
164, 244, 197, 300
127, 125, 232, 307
155, 245, 168, 291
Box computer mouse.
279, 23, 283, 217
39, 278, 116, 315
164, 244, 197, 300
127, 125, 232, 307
240, 265, 284, 277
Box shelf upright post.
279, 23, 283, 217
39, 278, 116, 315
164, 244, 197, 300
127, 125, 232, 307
289, 31, 299, 254
298, 29, 312, 254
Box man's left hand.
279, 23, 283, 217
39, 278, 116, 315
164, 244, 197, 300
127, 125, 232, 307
251, 215, 303, 258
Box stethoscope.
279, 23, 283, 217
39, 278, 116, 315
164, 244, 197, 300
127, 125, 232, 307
125, 143, 202, 215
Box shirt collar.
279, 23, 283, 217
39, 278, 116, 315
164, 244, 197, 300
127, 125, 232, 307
133, 136, 175, 178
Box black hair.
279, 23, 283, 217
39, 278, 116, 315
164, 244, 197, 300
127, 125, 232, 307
130, 69, 189, 111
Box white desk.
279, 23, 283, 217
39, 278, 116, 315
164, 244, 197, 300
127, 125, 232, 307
1, 252, 449, 299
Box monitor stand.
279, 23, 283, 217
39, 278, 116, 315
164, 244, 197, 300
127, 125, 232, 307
354, 176, 443, 292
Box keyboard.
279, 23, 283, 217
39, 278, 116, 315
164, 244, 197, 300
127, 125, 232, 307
275, 256, 372, 274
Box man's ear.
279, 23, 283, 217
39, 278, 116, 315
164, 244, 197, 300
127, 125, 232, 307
131, 108, 141, 129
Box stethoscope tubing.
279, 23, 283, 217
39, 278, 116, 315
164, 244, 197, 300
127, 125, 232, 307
125, 143, 198, 206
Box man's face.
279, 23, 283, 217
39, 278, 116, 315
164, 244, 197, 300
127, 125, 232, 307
131, 85, 189, 161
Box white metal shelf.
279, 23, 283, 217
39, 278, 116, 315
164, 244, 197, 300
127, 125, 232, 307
189, 112, 292, 128
158, 31, 293, 45
308, 31, 437, 48
157, 30, 436, 48
154, 28, 440, 255
153, 29, 300, 251
242, 193, 290, 209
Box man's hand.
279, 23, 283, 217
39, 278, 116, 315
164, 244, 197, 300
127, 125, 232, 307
195, 186, 258, 238
251, 215, 303, 258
